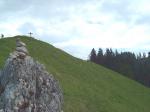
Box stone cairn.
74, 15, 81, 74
10, 38, 29, 59
0, 38, 63, 112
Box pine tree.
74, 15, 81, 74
97, 48, 103, 64
148, 52, 150, 58
89, 48, 97, 63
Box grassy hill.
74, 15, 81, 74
0, 36, 150, 112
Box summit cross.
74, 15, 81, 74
28, 32, 33, 37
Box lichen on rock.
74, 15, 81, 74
0, 38, 63, 112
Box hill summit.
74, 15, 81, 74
0, 38, 63, 112
0, 36, 150, 112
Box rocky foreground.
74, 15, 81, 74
0, 38, 63, 112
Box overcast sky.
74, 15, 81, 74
1, 0, 150, 59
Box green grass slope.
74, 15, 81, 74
0, 36, 150, 112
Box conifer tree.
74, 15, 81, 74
89, 48, 97, 63
97, 48, 103, 64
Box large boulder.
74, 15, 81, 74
0, 38, 63, 112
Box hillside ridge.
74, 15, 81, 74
0, 36, 150, 112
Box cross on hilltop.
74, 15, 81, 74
28, 32, 33, 37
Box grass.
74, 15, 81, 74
0, 36, 150, 112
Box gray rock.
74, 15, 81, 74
15, 38, 28, 58
16, 46, 28, 55
0, 39, 63, 112
16, 38, 26, 47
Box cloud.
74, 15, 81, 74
0, 0, 150, 59
101, 0, 132, 20
135, 15, 150, 25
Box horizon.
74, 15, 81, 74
1, 35, 150, 59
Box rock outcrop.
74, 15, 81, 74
0, 38, 63, 112
10, 38, 29, 59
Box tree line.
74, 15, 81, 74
89, 48, 150, 87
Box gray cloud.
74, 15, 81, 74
0, 0, 145, 24
135, 15, 150, 25
0, 0, 91, 19
0, 0, 101, 24
87, 20, 102, 25
100, 0, 135, 22
0, 0, 30, 12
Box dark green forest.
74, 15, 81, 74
89, 48, 150, 87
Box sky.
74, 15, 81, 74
0, 0, 150, 59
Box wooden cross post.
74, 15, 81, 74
28, 32, 33, 37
